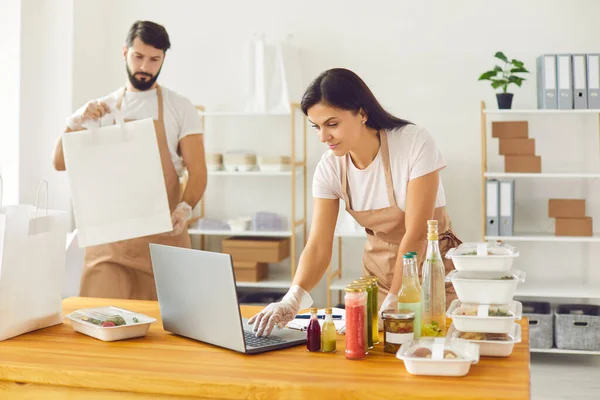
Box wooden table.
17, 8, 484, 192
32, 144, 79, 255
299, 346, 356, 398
0, 297, 530, 399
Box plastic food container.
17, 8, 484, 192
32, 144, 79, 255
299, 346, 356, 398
228, 217, 252, 232
223, 152, 257, 172
447, 323, 522, 357
447, 300, 522, 334
396, 337, 480, 377
65, 307, 156, 342
258, 155, 291, 172
445, 270, 525, 304
445, 242, 519, 272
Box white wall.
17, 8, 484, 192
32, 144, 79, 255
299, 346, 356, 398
18, 0, 74, 213
0, 0, 21, 205
31, 0, 600, 304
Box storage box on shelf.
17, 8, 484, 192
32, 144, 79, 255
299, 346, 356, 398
480, 101, 600, 356
522, 301, 554, 350
555, 304, 600, 352
191, 104, 307, 288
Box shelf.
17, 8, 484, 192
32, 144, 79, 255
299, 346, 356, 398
530, 348, 600, 355
484, 109, 600, 115
188, 229, 292, 237
484, 172, 600, 179
515, 282, 600, 299
235, 268, 291, 289
485, 233, 600, 243
198, 111, 291, 116
207, 167, 302, 177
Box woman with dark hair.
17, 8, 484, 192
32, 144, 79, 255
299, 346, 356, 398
249, 68, 460, 336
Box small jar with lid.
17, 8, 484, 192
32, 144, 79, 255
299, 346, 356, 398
382, 310, 415, 354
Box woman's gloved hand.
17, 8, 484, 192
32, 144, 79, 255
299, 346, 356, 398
378, 292, 399, 330
248, 285, 313, 337
169, 202, 193, 235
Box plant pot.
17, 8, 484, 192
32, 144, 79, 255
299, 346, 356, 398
496, 93, 514, 109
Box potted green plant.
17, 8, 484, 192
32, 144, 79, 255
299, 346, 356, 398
479, 52, 529, 109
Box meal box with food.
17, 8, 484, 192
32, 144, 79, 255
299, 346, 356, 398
445, 270, 525, 304
447, 323, 522, 357
396, 337, 480, 377
447, 300, 522, 334
65, 307, 156, 342
445, 242, 519, 272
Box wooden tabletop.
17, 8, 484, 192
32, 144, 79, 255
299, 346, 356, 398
0, 297, 530, 399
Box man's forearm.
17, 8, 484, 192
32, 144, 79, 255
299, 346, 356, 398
181, 169, 207, 209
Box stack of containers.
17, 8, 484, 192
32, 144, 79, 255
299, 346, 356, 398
444, 242, 525, 357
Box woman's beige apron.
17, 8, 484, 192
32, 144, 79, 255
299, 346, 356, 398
341, 131, 461, 307
80, 86, 191, 300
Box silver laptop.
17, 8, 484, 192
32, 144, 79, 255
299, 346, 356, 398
149, 243, 307, 354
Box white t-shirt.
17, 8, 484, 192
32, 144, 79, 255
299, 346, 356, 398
312, 124, 447, 211
75, 86, 203, 176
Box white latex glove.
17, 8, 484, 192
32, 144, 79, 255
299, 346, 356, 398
169, 202, 193, 236
378, 292, 399, 330
66, 100, 111, 131
248, 285, 313, 337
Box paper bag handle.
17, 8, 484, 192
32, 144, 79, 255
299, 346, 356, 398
34, 180, 48, 219
83, 108, 133, 143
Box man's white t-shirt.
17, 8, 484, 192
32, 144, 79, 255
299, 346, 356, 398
312, 124, 447, 211
74, 86, 203, 177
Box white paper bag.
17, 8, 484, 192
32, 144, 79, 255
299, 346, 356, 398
0, 180, 68, 341
242, 33, 275, 113
62, 112, 172, 248
267, 36, 303, 113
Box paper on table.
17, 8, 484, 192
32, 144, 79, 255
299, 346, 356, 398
286, 307, 346, 333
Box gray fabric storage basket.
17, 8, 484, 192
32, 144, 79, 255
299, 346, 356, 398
522, 301, 553, 349
555, 304, 600, 351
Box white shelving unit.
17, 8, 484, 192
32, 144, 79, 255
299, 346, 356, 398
481, 101, 600, 356
530, 348, 600, 355
190, 105, 307, 289
485, 233, 600, 243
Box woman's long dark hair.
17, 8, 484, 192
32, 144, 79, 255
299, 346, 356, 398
300, 68, 411, 131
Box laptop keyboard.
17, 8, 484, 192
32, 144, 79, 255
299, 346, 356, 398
243, 331, 288, 348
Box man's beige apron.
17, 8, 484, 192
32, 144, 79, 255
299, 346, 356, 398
80, 86, 191, 300
341, 131, 461, 308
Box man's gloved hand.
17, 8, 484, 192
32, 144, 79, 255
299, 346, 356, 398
378, 292, 399, 330
66, 101, 111, 131
248, 285, 313, 337
169, 202, 193, 236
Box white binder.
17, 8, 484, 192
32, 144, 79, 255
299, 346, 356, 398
572, 54, 588, 109
486, 179, 500, 236
499, 180, 515, 236
587, 54, 600, 109
557, 54, 573, 109
536, 55, 557, 109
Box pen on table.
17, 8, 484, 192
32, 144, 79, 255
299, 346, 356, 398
294, 315, 343, 320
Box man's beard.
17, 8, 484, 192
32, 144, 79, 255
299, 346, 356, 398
126, 63, 161, 91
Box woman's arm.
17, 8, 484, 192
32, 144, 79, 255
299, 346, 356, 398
291, 197, 340, 291
388, 169, 441, 294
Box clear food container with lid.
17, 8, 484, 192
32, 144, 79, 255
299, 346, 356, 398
445, 242, 519, 272
447, 299, 522, 333
446, 323, 522, 357
445, 269, 525, 304
65, 307, 156, 342
396, 337, 480, 377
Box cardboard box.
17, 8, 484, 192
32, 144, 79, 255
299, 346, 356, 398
555, 217, 593, 237
233, 261, 268, 282
222, 237, 290, 263
504, 155, 542, 173
548, 199, 586, 218
492, 121, 529, 139
499, 138, 536, 155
